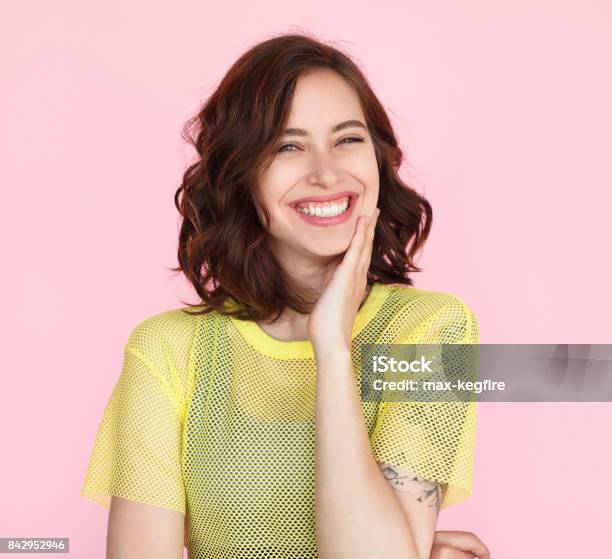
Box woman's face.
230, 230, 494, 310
256, 68, 380, 268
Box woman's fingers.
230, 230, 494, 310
337, 213, 370, 273
336, 207, 379, 288
357, 207, 379, 272
432, 531, 491, 559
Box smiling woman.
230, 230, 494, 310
80, 31, 486, 559
168, 33, 434, 323
258, 69, 379, 260
256, 69, 380, 264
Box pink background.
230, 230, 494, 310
2, 1, 611, 557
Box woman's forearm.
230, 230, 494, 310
313, 344, 421, 559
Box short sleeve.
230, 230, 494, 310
369, 295, 480, 509
80, 312, 195, 514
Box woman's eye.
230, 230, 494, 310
277, 143, 299, 153
277, 137, 365, 153
340, 136, 365, 145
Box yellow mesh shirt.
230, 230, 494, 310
80, 282, 479, 558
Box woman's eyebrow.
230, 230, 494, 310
282, 120, 367, 137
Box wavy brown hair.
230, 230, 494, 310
171, 31, 433, 322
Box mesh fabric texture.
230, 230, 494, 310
80, 282, 479, 558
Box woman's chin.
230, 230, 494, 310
302, 242, 350, 259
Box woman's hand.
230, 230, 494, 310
307, 205, 380, 351
429, 530, 491, 559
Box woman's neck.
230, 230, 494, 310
256, 283, 373, 342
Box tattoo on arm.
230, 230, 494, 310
377, 461, 443, 512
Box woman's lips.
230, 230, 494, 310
290, 194, 358, 227
289, 191, 358, 207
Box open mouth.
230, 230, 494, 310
292, 193, 356, 218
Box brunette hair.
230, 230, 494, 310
171, 31, 433, 322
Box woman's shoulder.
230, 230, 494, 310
122, 307, 214, 410
377, 282, 479, 344
379, 282, 474, 313
124, 305, 213, 352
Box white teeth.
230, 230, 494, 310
296, 197, 350, 218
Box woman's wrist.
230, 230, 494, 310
313, 341, 352, 363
